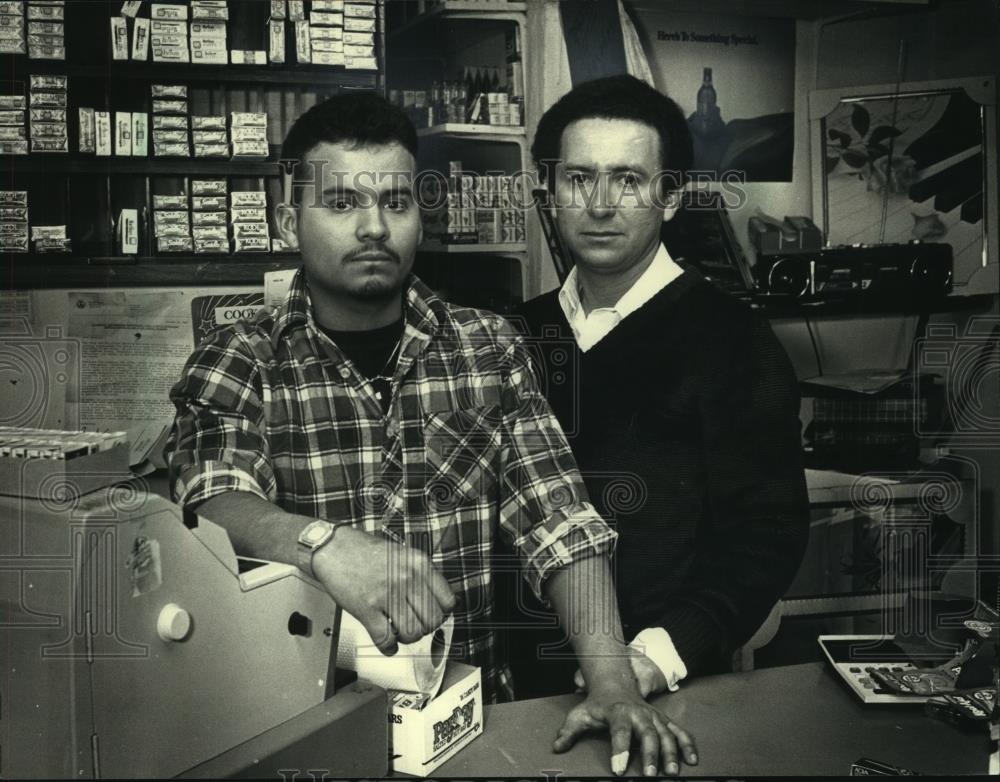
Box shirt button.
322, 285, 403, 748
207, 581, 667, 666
339, 367, 351, 379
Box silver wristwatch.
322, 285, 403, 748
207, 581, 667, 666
296, 520, 338, 579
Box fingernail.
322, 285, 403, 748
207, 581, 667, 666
689, 753, 698, 764
611, 751, 629, 776
667, 762, 679, 775
645, 764, 657, 777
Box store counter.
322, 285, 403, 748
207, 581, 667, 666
436, 662, 989, 777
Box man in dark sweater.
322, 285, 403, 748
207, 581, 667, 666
504, 75, 810, 699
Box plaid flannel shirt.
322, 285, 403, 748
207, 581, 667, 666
165, 269, 616, 702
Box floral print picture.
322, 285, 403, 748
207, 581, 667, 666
822, 88, 985, 280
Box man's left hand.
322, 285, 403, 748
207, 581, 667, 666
574, 646, 669, 698
552, 683, 697, 777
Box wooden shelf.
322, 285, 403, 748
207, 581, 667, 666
3, 59, 378, 89
389, 1, 525, 41
420, 239, 526, 254
2, 255, 301, 289
418, 123, 525, 141
0, 154, 283, 177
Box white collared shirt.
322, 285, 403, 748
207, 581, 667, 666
557, 242, 684, 352
558, 242, 690, 691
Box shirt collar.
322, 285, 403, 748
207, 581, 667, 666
557, 242, 683, 323
270, 267, 445, 350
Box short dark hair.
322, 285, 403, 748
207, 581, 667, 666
531, 75, 692, 191
280, 92, 418, 165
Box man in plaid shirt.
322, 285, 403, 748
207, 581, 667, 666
166, 93, 696, 777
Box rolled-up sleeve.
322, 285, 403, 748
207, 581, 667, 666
497, 331, 617, 600
164, 330, 276, 509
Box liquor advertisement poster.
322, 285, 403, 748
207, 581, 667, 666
627, 8, 796, 182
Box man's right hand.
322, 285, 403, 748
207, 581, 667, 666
311, 525, 456, 655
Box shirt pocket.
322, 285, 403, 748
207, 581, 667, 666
423, 405, 502, 512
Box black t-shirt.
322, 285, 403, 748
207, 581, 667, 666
320, 317, 404, 414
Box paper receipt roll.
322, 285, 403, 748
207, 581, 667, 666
337, 611, 454, 697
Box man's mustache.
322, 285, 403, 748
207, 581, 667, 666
344, 244, 401, 264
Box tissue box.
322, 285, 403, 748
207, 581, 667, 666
389, 662, 482, 776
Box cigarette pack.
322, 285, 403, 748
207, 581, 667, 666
153, 222, 190, 237
151, 4, 187, 20
314, 51, 345, 66
192, 130, 227, 144
157, 236, 194, 252
343, 43, 373, 58
191, 115, 226, 130
0, 124, 26, 140
0, 39, 25, 56
0, 206, 27, 221
95, 111, 112, 155
310, 11, 343, 26
345, 2, 376, 17
191, 48, 228, 64
193, 143, 229, 157
111, 16, 128, 59
27, 31, 62, 47
0, 220, 28, 234
192, 179, 227, 195
233, 222, 268, 238
119, 208, 139, 253
153, 209, 190, 224
230, 191, 267, 207
344, 16, 374, 32
153, 141, 190, 157
0, 2, 25, 15
344, 55, 377, 70
132, 17, 149, 59
153, 114, 188, 129
0, 110, 25, 124
191, 6, 228, 21
310, 24, 342, 40
115, 111, 131, 155
231, 206, 267, 222
0, 191, 28, 206
0, 95, 26, 110
30, 74, 66, 91
190, 20, 226, 36
31, 225, 66, 241
192, 225, 228, 239
232, 141, 268, 158
29, 91, 66, 107
230, 125, 267, 142
295, 19, 310, 62
152, 129, 188, 144
0, 140, 27, 154
152, 195, 188, 210
152, 98, 188, 114
27, 4, 62, 20
269, 19, 284, 62
230, 50, 267, 65
132, 112, 147, 156
194, 237, 228, 253
121, 0, 143, 17
343, 30, 372, 45
151, 32, 185, 46
310, 38, 342, 53
192, 195, 226, 211
313, 0, 343, 10
153, 44, 189, 62
230, 112, 267, 127
270, 0, 286, 20
0, 234, 28, 250
28, 21, 62, 35
28, 42, 64, 59
288, 0, 304, 21
192, 210, 226, 226
150, 18, 185, 34
234, 235, 269, 252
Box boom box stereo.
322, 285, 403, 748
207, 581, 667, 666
753, 241, 953, 301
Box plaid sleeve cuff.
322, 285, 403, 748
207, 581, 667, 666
516, 501, 618, 601
171, 460, 272, 510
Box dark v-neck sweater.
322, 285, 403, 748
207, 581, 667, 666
501, 269, 810, 697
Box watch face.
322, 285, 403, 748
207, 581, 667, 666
304, 524, 328, 545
